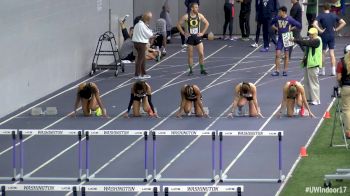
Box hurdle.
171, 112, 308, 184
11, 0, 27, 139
19, 129, 83, 181
324, 169, 350, 187
0, 184, 78, 196
219, 130, 285, 183
85, 130, 152, 182
152, 130, 217, 182
163, 185, 244, 196
0, 129, 17, 181
80, 185, 160, 196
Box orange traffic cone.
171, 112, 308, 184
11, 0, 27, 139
300, 146, 308, 157
324, 111, 331, 119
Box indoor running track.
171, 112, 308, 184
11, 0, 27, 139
0, 38, 348, 196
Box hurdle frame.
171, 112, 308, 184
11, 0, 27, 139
18, 129, 83, 182
0, 129, 17, 181
84, 130, 152, 182
324, 169, 350, 187
80, 185, 160, 196
0, 184, 78, 196
152, 130, 217, 183
163, 185, 244, 196
219, 130, 285, 183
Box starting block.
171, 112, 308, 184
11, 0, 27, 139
45, 107, 58, 115
30, 107, 58, 116
190, 107, 209, 115
30, 107, 43, 116
140, 107, 158, 115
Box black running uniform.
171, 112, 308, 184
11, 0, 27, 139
240, 83, 253, 101
186, 14, 202, 46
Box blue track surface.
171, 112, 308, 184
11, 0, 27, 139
0, 37, 349, 196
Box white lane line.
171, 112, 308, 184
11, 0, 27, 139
203, 68, 278, 196
0, 70, 108, 126
62, 45, 229, 196
134, 45, 264, 196
207, 47, 262, 88
0, 50, 183, 157
159, 45, 228, 89
274, 98, 336, 196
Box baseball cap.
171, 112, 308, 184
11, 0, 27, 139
345, 45, 350, 54
308, 28, 318, 35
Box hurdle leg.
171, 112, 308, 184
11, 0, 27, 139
85, 132, 90, 181
11, 131, 16, 181
1, 186, 5, 196
219, 132, 224, 182
19, 131, 24, 181
153, 187, 158, 196
278, 132, 284, 183
211, 131, 216, 182
152, 132, 158, 182
144, 131, 149, 182
78, 131, 82, 182
81, 187, 86, 196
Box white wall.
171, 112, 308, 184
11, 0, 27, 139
0, 0, 133, 118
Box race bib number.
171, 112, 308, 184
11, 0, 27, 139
190, 28, 199, 35
282, 32, 294, 48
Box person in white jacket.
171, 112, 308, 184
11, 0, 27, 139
132, 12, 154, 79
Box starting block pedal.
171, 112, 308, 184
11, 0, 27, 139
30, 107, 43, 116
140, 107, 158, 115
235, 106, 248, 117
45, 107, 58, 115
190, 107, 209, 115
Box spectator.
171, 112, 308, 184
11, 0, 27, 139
292, 28, 322, 105
289, 0, 305, 60
313, 4, 346, 76
271, 6, 301, 76
223, 0, 235, 40
160, 3, 186, 46
132, 12, 154, 79
336, 45, 350, 137
305, 0, 317, 30
237, 0, 252, 41
119, 20, 135, 62
256, 0, 278, 52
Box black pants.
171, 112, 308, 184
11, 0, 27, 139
239, 11, 250, 38
254, 20, 262, 43
223, 5, 233, 37
153, 34, 164, 48
261, 18, 272, 48
170, 27, 186, 45
289, 29, 305, 59
306, 13, 316, 30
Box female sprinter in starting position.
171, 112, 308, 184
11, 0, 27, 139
124, 80, 158, 117
276, 80, 315, 118
227, 82, 264, 118
73, 82, 107, 117
176, 84, 208, 117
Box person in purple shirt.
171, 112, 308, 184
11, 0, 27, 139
271, 6, 301, 76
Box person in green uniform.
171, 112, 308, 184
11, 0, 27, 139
177, 2, 210, 76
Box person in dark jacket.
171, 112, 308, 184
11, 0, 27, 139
256, 0, 278, 52
288, 0, 304, 59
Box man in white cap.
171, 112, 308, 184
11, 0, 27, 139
291, 27, 322, 105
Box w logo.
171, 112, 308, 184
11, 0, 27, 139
278, 20, 288, 29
